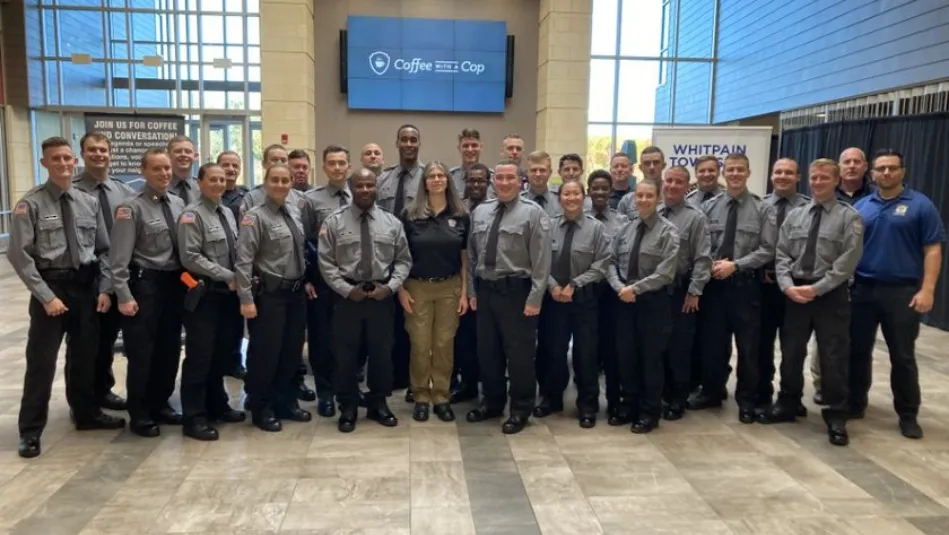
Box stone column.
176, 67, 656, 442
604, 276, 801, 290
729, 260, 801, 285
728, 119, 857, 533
536, 0, 592, 169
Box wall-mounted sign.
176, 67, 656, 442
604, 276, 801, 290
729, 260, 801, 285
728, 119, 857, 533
83, 113, 185, 187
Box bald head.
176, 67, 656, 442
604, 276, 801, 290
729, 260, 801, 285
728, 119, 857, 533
352, 167, 376, 183
838, 147, 868, 188
361, 143, 384, 175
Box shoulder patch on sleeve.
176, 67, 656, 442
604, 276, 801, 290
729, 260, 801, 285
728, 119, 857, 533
180, 212, 196, 224
852, 218, 864, 237
241, 214, 256, 227
14, 202, 28, 215
540, 215, 551, 231
115, 206, 132, 220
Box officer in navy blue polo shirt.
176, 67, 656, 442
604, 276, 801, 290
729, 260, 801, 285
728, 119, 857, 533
849, 149, 945, 440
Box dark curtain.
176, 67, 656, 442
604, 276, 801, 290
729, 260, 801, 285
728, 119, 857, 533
778, 112, 949, 331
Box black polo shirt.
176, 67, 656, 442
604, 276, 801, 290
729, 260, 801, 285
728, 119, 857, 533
401, 209, 470, 279
835, 175, 874, 205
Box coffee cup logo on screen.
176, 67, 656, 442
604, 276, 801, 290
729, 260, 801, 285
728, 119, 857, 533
369, 51, 391, 75
368, 51, 486, 76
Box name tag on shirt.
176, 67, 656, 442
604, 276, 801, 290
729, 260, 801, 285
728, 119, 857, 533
42, 214, 59, 221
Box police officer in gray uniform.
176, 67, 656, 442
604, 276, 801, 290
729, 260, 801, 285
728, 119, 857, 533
686, 155, 724, 210
111, 148, 187, 438
534, 180, 611, 428
73, 131, 135, 411
608, 181, 680, 433
167, 136, 200, 205
521, 151, 562, 219
758, 158, 810, 411
301, 145, 352, 418
449, 128, 495, 197
656, 167, 712, 421
760, 159, 863, 447
236, 163, 315, 432
377, 125, 423, 395
177, 163, 247, 441
689, 153, 776, 424
319, 168, 412, 433
466, 160, 552, 435
216, 150, 249, 379
8, 137, 125, 458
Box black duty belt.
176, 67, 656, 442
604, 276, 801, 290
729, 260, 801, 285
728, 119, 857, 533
409, 275, 456, 283
40, 264, 98, 283
792, 277, 821, 286
130, 265, 182, 281
476, 276, 530, 293
259, 272, 305, 293
344, 277, 391, 292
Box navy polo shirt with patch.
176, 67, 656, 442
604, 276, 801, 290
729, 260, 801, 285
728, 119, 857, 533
854, 188, 946, 283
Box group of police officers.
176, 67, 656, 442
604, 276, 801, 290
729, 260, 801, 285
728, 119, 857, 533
7, 124, 944, 459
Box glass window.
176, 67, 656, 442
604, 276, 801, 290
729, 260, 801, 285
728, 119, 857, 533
249, 91, 261, 111
247, 46, 260, 64
590, 0, 618, 56
226, 92, 246, 110
619, 0, 664, 57
56, 0, 102, 7
204, 45, 225, 63
61, 61, 107, 107
203, 63, 225, 82
225, 64, 246, 83
201, 15, 225, 44
58, 10, 105, 56
676, 0, 715, 58
45, 62, 61, 105
109, 11, 128, 41
113, 88, 131, 107
588, 59, 616, 123
203, 0, 224, 11
175, 0, 198, 11
248, 66, 260, 83
586, 124, 614, 170
225, 45, 245, 64
225, 15, 244, 44
250, 119, 263, 185
615, 124, 657, 182
130, 12, 161, 43
247, 16, 260, 45
225, 0, 244, 11
204, 90, 228, 110
177, 14, 199, 43
616, 60, 661, 123
135, 87, 173, 108
42, 8, 58, 56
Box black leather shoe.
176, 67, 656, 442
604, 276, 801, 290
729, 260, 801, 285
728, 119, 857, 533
275, 407, 312, 422
756, 404, 797, 424
153, 407, 183, 426
827, 421, 849, 446
183, 420, 219, 441
338, 411, 357, 433
796, 404, 808, 418
631, 417, 659, 434
532, 398, 563, 418
899, 418, 923, 439
100, 392, 127, 411
18, 437, 41, 458
502, 415, 527, 434
663, 404, 685, 421
225, 365, 247, 380
130, 419, 160, 437
433, 403, 455, 422
212, 409, 246, 423
252, 411, 282, 432
812, 390, 825, 405
578, 413, 596, 429
738, 408, 756, 424
450, 386, 478, 403
466, 407, 504, 422
687, 394, 723, 411
608, 410, 632, 426
404, 389, 415, 403
367, 406, 399, 427
413, 403, 430, 422
75, 412, 126, 431
297, 384, 317, 402
317, 398, 336, 418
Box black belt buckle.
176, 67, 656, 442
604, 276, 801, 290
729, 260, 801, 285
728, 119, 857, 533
291, 279, 303, 292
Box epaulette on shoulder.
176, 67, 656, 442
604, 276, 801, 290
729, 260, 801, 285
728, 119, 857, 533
749, 192, 762, 200
383, 165, 397, 172
448, 165, 462, 173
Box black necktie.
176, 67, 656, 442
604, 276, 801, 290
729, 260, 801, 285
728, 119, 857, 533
394, 169, 408, 216
718, 199, 738, 260
661, 206, 671, 218
702, 191, 715, 203
281, 206, 305, 275
483, 203, 506, 271
338, 190, 349, 208
626, 221, 646, 282
217, 207, 236, 267
800, 205, 822, 275
61, 193, 82, 268
98, 184, 113, 231
535, 195, 546, 208
776, 197, 789, 230
159, 195, 179, 259
358, 212, 373, 280
552, 221, 576, 286
179, 180, 192, 205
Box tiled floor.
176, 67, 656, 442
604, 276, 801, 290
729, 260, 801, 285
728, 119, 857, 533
1, 258, 949, 535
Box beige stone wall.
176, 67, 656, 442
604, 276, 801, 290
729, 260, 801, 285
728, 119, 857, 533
536, 0, 592, 170
6, 108, 36, 203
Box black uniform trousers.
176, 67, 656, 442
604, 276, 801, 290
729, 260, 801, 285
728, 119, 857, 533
20, 270, 100, 437
616, 289, 671, 420
476, 277, 538, 417
663, 279, 697, 407
181, 286, 241, 423
333, 296, 395, 410
452, 307, 479, 392
246, 286, 306, 414
392, 305, 411, 390
848, 277, 921, 418
306, 280, 339, 400
757, 278, 786, 406
536, 289, 600, 412
597, 282, 622, 410
122, 270, 185, 422
778, 281, 849, 412
93, 294, 121, 400
227, 315, 246, 371
698, 273, 761, 410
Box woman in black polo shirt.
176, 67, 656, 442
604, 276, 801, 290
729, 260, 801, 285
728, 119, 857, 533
399, 161, 470, 422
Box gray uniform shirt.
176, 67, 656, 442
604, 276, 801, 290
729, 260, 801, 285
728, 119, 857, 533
607, 211, 680, 295
177, 196, 238, 283
467, 197, 552, 308
109, 184, 184, 303
776, 198, 864, 296
686, 186, 723, 209
616, 190, 637, 219
169, 175, 200, 206
73, 172, 136, 234
450, 165, 496, 200
235, 199, 307, 305
521, 187, 563, 219
317, 204, 412, 298
547, 214, 612, 290
586, 207, 629, 243
240, 185, 305, 218
8, 181, 112, 302
377, 162, 423, 214
301, 182, 351, 242
659, 201, 712, 295
702, 189, 777, 271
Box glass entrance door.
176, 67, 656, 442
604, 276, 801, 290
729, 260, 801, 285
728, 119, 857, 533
200, 115, 255, 187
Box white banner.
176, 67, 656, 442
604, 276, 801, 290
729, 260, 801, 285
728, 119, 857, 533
652, 126, 773, 197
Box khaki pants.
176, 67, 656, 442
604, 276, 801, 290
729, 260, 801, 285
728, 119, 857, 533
404, 277, 462, 404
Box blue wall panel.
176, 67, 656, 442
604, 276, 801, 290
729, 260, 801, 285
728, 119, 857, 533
713, 0, 949, 122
